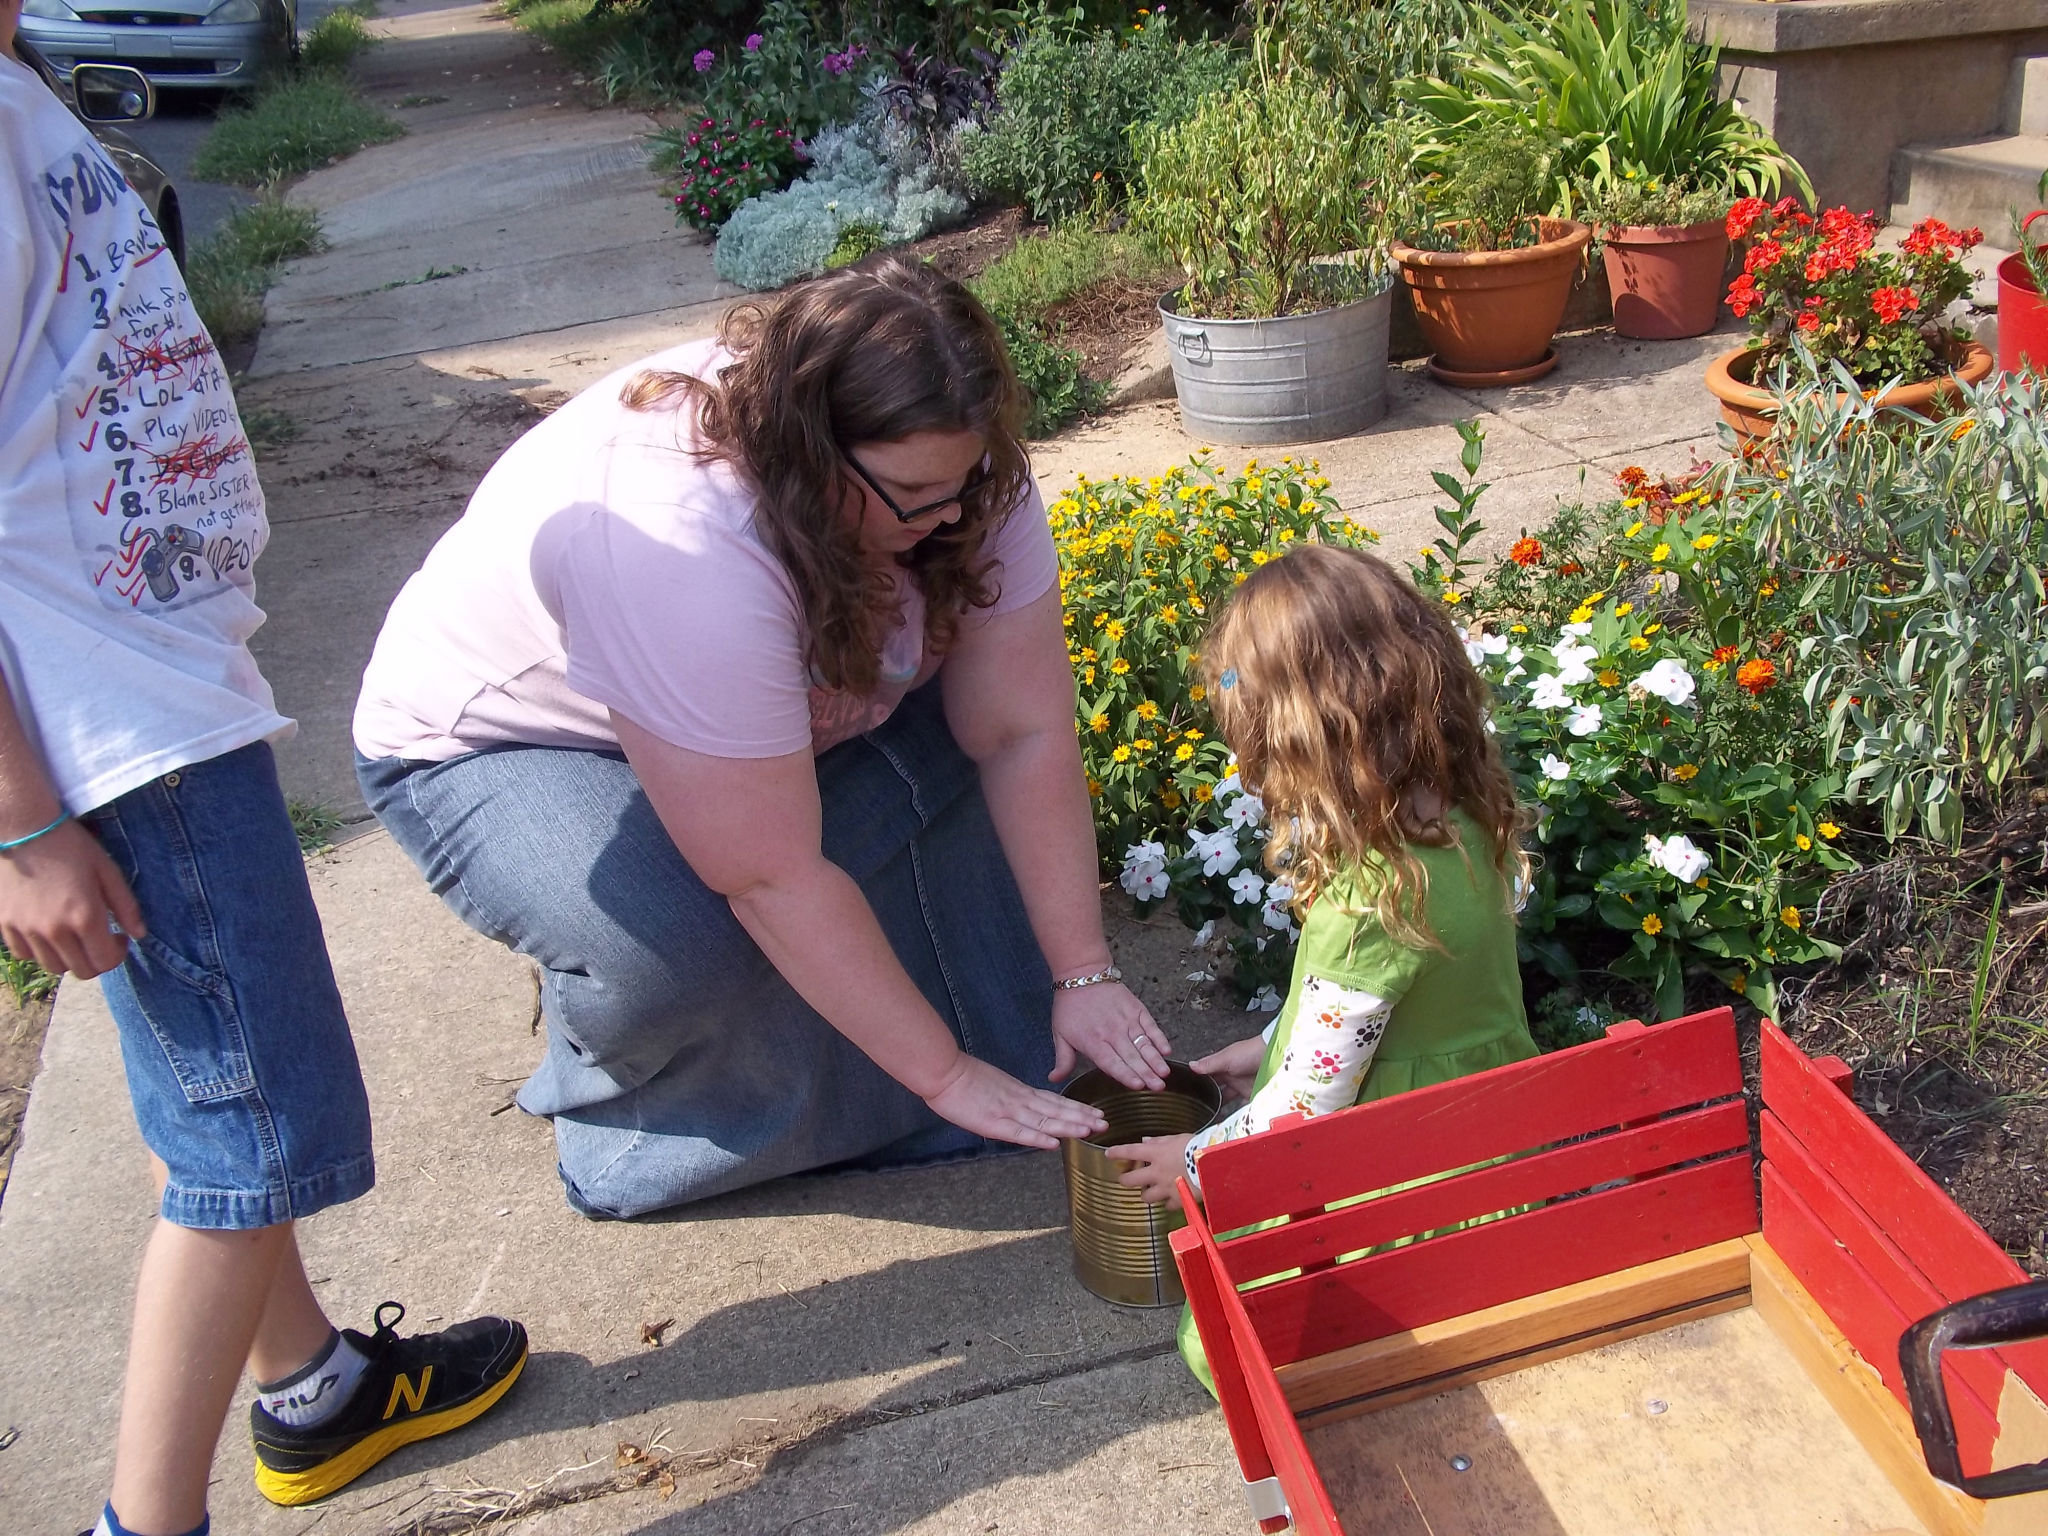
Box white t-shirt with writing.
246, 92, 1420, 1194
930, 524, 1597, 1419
0, 57, 287, 813
353, 338, 1060, 763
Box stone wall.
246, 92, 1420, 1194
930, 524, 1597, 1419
1692, 0, 2048, 214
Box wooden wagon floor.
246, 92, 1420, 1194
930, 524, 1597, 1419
1307, 1306, 1928, 1536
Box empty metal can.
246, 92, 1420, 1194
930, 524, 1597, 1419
1060, 1061, 1223, 1308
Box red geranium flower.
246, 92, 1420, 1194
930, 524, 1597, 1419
1743, 238, 1784, 275
1726, 196, 1769, 240
1870, 285, 1920, 324
1727, 272, 1761, 318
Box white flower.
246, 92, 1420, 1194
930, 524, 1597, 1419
1214, 772, 1243, 802
1528, 673, 1571, 710
1118, 840, 1167, 898
1188, 919, 1217, 947
1566, 703, 1604, 737
1552, 639, 1598, 686
1480, 632, 1511, 656
1504, 645, 1525, 665
1638, 657, 1696, 706
1261, 897, 1296, 932
1539, 753, 1571, 781
1646, 833, 1710, 883
1190, 826, 1241, 878
1459, 626, 1485, 667
1266, 880, 1294, 904
1484, 718, 1497, 734
1513, 873, 1532, 912
1247, 985, 1282, 1012
1562, 621, 1593, 636
1503, 664, 1527, 683
1228, 868, 1266, 904
1224, 792, 1266, 830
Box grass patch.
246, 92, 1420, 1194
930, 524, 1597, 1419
192, 71, 403, 186
241, 403, 300, 452
501, 0, 627, 68
970, 224, 1173, 322
0, 951, 56, 1010
500, 0, 687, 102
288, 801, 348, 854
300, 7, 378, 71
186, 196, 325, 347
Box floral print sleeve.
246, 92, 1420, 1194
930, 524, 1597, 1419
1180, 975, 1391, 1198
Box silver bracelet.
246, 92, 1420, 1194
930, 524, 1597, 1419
1054, 964, 1122, 991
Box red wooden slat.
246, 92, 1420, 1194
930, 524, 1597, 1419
1176, 1190, 1345, 1535
1171, 1195, 1279, 1500
1761, 1111, 2009, 1449
1241, 1153, 1757, 1368
1220, 1100, 1750, 1285
1763, 1164, 2005, 1476
1200, 1007, 1743, 1236
1760, 1021, 2048, 1389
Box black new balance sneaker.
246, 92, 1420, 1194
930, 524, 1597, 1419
251, 1302, 528, 1506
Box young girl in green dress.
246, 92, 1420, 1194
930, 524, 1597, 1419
1103, 542, 1539, 1391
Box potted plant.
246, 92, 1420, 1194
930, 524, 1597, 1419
1999, 171, 2048, 375
1389, 120, 1592, 386
1704, 199, 1994, 446
1592, 175, 1732, 340
1138, 77, 1412, 444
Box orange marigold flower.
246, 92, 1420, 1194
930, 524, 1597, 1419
1736, 657, 1779, 695
1508, 536, 1543, 567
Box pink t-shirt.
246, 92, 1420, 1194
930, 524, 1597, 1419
353, 339, 1059, 762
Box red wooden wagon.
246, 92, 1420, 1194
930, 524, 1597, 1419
1174, 1007, 2048, 1536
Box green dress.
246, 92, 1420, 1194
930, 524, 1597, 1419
1176, 811, 1538, 1392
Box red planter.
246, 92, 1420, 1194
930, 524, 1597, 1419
1600, 219, 1730, 340
1998, 251, 2048, 375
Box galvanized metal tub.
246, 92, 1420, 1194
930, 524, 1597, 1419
1060, 1062, 1223, 1308
1157, 280, 1393, 446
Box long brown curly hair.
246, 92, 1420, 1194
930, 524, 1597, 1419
1203, 543, 1528, 950
619, 256, 1031, 694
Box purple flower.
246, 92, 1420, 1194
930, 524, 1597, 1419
745, 32, 762, 51
693, 48, 716, 72
822, 53, 845, 76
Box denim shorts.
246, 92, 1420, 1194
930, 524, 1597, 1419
83, 740, 374, 1230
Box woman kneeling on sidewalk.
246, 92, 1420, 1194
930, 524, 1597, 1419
354, 258, 1170, 1217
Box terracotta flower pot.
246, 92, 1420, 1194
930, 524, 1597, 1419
1600, 219, 1730, 340
1390, 219, 1594, 386
1703, 341, 1996, 448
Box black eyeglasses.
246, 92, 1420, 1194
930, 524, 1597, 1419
843, 450, 993, 524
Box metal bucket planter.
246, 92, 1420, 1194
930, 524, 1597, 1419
1060, 1062, 1223, 1308
1158, 282, 1393, 446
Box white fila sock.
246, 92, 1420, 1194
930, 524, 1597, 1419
255, 1330, 370, 1429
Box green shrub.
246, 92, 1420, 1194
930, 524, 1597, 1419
192, 73, 403, 186
0, 949, 57, 1008
299, 7, 376, 70
185, 197, 325, 346
969, 222, 1173, 320
992, 311, 1103, 439
964, 9, 1239, 221
1258, 0, 1483, 122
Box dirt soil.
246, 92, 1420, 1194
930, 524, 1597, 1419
0, 997, 53, 1204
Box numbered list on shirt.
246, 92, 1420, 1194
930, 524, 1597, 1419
43, 141, 264, 614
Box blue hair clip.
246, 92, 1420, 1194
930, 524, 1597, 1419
1219, 667, 1238, 691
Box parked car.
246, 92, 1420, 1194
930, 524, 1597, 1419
12, 36, 185, 266
16, 0, 295, 95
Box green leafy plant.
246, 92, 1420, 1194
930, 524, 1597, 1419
968, 221, 1174, 319
0, 949, 57, 1009
963, 7, 1239, 221
1410, 0, 1808, 216
1725, 202, 1981, 387
192, 73, 403, 186
1255, 0, 1481, 123
824, 216, 886, 267
1590, 172, 1731, 232
651, 113, 806, 232
991, 311, 1104, 438
300, 6, 378, 70
1404, 116, 1558, 252
1139, 82, 1411, 316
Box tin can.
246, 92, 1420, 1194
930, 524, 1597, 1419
1060, 1061, 1223, 1308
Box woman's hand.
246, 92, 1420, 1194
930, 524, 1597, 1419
923, 1053, 1108, 1150
1106, 1132, 1193, 1209
0, 821, 145, 980
1052, 981, 1171, 1090
1192, 1035, 1268, 1103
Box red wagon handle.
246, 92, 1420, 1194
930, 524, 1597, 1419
1900, 1279, 2048, 1498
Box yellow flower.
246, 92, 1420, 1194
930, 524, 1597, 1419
1111, 745, 1131, 762
1644, 623, 1661, 635
1093, 612, 1109, 629
1569, 604, 1594, 624
1695, 876, 1710, 889
1615, 602, 1633, 616
1673, 763, 1699, 781
1194, 784, 1213, 803
1082, 667, 1095, 684
1161, 789, 1181, 809
1160, 605, 1179, 624
1136, 701, 1160, 721
1080, 647, 1097, 662
1819, 821, 1841, 840
1730, 971, 1747, 996
1622, 496, 1645, 509
1625, 520, 1645, 537
1510, 624, 1528, 634
1186, 729, 1204, 741
1441, 589, 1465, 604
1628, 636, 1651, 652
1250, 550, 1271, 566
1090, 713, 1110, 734
1795, 833, 1812, 851
1951, 419, 1978, 441
1277, 528, 1295, 542
1246, 477, 1263, 494
1213, 543, 1230, 561
1642, 914, 1664, 935
1176, 743, 1195, 761
1597, 669, 1621, 687
1781, 906, 1802, 930
1087, 776, 1103, 798
1104, 619, 1126, 641
1134, 738, 1155, 752
1693, 534, 1719, 551
1651, 543, 1671, 562
1190, 684, 1207, 702
1110, 659, 1130, 674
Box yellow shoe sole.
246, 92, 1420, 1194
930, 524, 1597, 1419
253, 1346, 528, 1507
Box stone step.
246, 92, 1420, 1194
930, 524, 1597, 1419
1890, 134, 2048, 241
2005, 54, 2048, 136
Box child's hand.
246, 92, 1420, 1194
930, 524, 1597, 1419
1105, 1132, 1192, 1209
1192, 1035, 1267, 1103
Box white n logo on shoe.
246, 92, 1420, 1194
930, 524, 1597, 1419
383, 1366, 433, 1420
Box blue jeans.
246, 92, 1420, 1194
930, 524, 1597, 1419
84, 741, 375, 1230
356, 683, 1054, 1217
